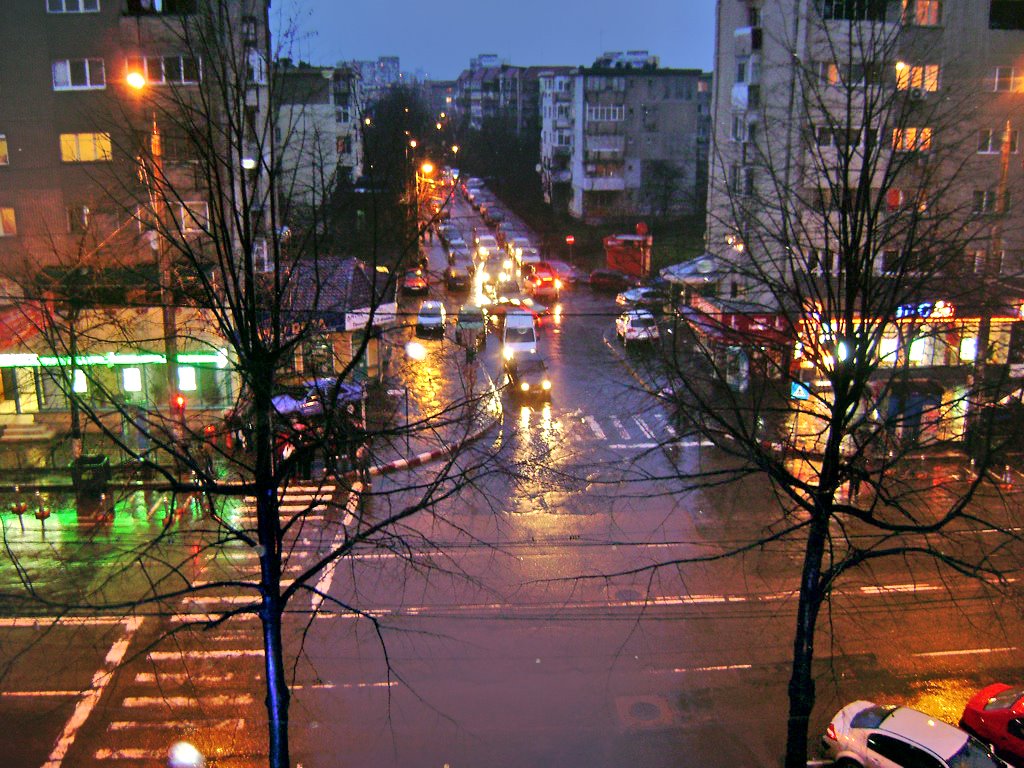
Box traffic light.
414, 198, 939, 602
171, 393, 186, 416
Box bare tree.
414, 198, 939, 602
0, 5, 497, 768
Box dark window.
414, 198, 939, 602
1008, 718, 1024, 740
991, 0, 1024, 29
67, 204, 90, 233
819, 0, 888, 21
866, 733, 940, 767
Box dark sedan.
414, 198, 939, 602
589, 268, 641, 293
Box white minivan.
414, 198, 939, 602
502, 310, 538, 363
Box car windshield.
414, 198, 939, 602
632, 316, 655, 328
507, 326, 535, 342
948, 737, 1002, 768
421, 305, 441, 317
459, 309, 483, 323
849, 704, 896, 729
984, 688, 1024, 710
517, 360, 547, 375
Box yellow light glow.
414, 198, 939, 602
409, 139, 417, 148
420, 161, 434, 175
126, 71, 146, 90
452, 145, 459, 154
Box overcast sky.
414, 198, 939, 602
273, 0, 716, 80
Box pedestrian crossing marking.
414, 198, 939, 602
609, 417, 631, 440
584, 416, 605, 440
634, 417, 655, 439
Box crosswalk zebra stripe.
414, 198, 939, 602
584, 415, 605, 440
633, 417, 655, 439
610, 417, 631, 440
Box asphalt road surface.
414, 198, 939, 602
3, 191, 1024, 767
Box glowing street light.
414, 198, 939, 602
126, 70, 147, 90
405, 341, 427, 361
420, 161, 434, 176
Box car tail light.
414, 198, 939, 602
825, 723, 837, 742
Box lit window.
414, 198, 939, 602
960, 337, 977, 361
879, 336, 899, 361
0, 207, 16, 236
47, 0, 100, 12
909, 337, 927, 362
175, 201, 209, 232
892, 126, 932, 152
994, 67, 1015, 92
895, 63, 939, 91
126, 54, 200, 85
178, 366, 197, 391
0, 134, 7, 165
60, 132, 112, 162
52, 58, 106, 90
902, 0, 940, 25
72, 369, 88, 393
123, 367, 143, 392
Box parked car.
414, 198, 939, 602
545, 260, 587, 286
455, 303, 487, 349
415, 300, 446, 337
271, 378, 363, 420
507, 356, 552, 402
590, 268, 640, 292
615, 286, 671, 311
400, 270, 428, 296
616, 309, 659, 346
961, 684, 1024, 766
823, 701, 1007, 768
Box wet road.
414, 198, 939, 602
3, 190, 1024, 767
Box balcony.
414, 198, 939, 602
731, 83, 760, 110
585, 135, 625, 154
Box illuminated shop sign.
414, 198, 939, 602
895, 300, 954, 320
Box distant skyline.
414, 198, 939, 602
273, 0, 716, 80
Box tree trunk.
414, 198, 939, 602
784, 507, 828, 768
252, 379, 290, 768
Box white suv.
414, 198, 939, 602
615, 310, 659, 347
823, 701, 1007, 768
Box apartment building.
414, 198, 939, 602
275, 62, 363, 211
0, 0, 271, 278
352, 56, 401, 106
699, 0, 1024, 411
539, 53, 711, 222
452, 55, 542, 134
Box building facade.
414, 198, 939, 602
275, 63, 363, 211
538, 53, 711, 222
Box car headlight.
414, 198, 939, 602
503, 259, 513, 271
479, 247, 489, 257
554, 279, 563, 289
541, 380, 551, 390
520, 382, 529, 391
499, 272, 508, 282
503, 347, 514, 360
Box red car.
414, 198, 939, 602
524, 265, 561, 300
400, 270, 428, 296
961, 684, 1024, 765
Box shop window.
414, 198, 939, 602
178, 366, 197, 391
123, 367, 143, 392
72, 369, 88, 393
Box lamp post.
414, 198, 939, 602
127, 71, 181, 434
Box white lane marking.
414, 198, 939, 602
108, 718, 246, 731
609, 443, 657, 450
633, 417, 655, 439
147, 649, 262, 661
313, 482, 362, 611
292, 681, 395, 690
95, 748, 164, 760
610, 416, 631, 440
43, 616, 143, 768
665, 423, 678, 438
859, 583, 941, 595
135, 672, 238, 685
180, 595, 256, 606
122, 694, 254, 708
169, 613, 260, 623
0, 616, 125, 628
913, 646, 1017, 658
671, 663, 753, 673
2, 690, 83, 698
584, 416, 605, 440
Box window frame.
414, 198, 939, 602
0, 134, 8, 166
46, 0, 100, 12
892, 126, 932, 153
0, 207, 17, 237
902, 0, 941, 25
52, 58, 106, 91
59, 132, 113, 163
994, 66, 1015, 92
978, 128, 1020, 154
895, 63, 940, 91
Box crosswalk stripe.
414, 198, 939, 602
584, 416, 605, 440
147, 649, 262, 661
633, 417, 655, 439
122, 694, 254, 708
610, 417, 631, 440
108, 718, 246, 731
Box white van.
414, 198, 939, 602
502, 310, 538, 363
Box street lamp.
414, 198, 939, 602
127, 70, 182, 435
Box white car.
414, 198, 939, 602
823, 701, 1007, 768
615, 310, 659, 346
415, 300, 446, 337
475, 234, 499, 260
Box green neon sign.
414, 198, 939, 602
0, 348, 229, 369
